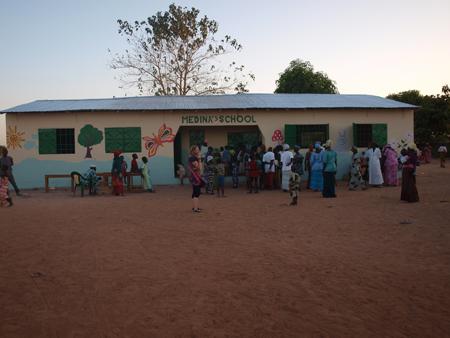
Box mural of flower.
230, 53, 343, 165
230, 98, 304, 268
6, 125, 26, 150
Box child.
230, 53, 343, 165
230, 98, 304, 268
438, 144, 448, 168
130, 153, 139, 173
120, 155, 128, 184
176, 164, 186, 185
289, 171, 301, 206
247, 153, 260, 193
204, 155, 215, 194
141, 156, 154, 192
230, 151, 239, 188
84, 164, 101, 195
0, 166, 13, 207
215, 158, 225, 197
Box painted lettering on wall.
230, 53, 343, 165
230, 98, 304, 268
143, 123, 175, 157
181, 114, 256, 124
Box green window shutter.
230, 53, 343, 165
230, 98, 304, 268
122, 127, 141, 152
325, 124, 330, 140
38, 129, 57, 154
353, 123, 357, 147
372, 124, 387, 146
105, 128, 124, 153
284, 124, 297, 147
105, 127, 142, 153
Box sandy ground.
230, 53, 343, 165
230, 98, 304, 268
1, 162, 450, 338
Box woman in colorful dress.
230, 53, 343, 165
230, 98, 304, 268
349, 146, 364, 190
310, 143, 324, 192
322, 140, 337, 198
382, 144, 398, 186
111, 151, 124, 196
400, 144, 419, 203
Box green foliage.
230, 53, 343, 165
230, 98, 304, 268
78, 125, 103, 158
111, 3, 254, 95
387, 86, 450, 145
78, 125, 103, 147
275, 59, 338, 94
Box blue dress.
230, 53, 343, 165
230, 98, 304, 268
310, 151, 324, 191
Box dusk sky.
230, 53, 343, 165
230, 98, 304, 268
1, 0, 450, 142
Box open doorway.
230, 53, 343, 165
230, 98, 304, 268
173, 125, 262, 176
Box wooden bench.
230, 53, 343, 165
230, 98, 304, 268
45, 174, 73, 193
45, 172, 144, 193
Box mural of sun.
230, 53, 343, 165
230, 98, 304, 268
6, 125, 26, 150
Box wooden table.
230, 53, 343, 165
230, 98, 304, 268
127, 172, 144, 191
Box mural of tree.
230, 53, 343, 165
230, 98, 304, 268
78, 124, 103, 158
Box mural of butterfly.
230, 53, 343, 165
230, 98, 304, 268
142, 123, 176, 157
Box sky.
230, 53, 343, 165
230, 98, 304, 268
1, 0, 450, 143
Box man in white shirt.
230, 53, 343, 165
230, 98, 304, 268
438, 144, 448, 168
262, 147, 275, 189
281, 144, 294, 191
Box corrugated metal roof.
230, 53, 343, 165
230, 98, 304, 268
1, 93, 416, 113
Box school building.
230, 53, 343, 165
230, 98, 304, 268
2, 93, 416, 189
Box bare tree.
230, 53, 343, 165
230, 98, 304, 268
110, 4, 254, 95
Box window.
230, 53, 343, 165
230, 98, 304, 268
105, 127, 141, 153
353, 124, 372, 147
227, 131, 260, 149
38, 128, 75, 154
353, 123, 387, 147
284, 124, 329, 148
189, 130, 205, 147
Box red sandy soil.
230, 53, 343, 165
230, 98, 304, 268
1, 162, 450, 337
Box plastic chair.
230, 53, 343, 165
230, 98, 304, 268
70, 171, 88, 197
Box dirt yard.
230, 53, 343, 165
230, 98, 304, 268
1, 162, 450, 337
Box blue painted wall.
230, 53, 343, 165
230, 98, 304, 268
12, 156, 178, 189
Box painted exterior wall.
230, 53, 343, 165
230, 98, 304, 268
5, 108, 414, 189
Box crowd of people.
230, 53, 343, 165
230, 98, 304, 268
185, 140, 447, 212
0, 141, 448, 208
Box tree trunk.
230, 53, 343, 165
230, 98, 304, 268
85, 146, 92, 158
